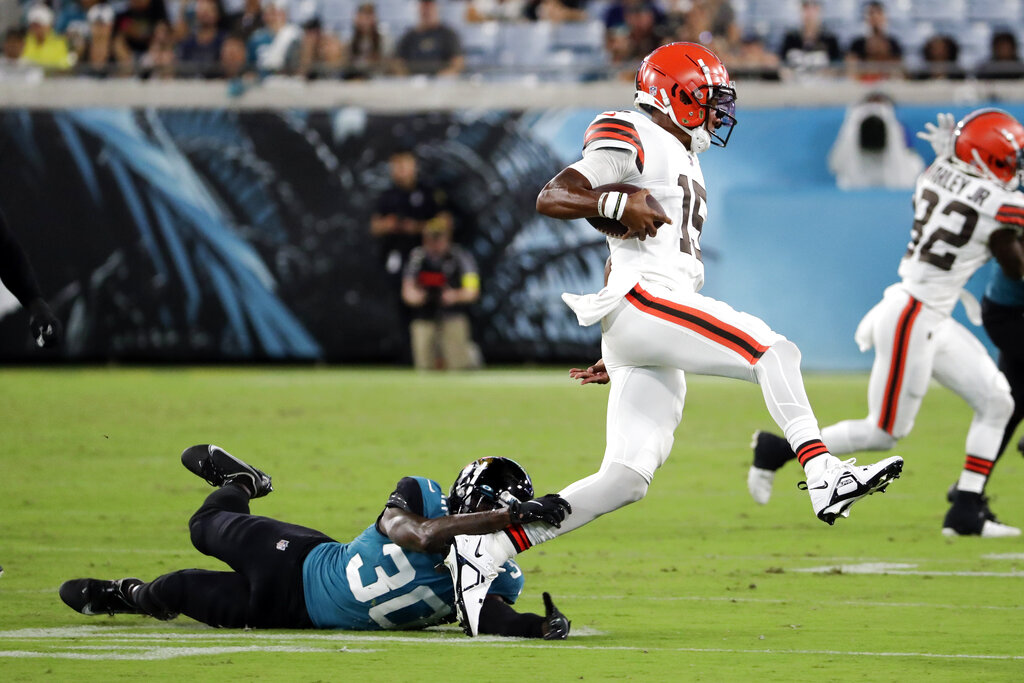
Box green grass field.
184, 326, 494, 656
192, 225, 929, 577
2, 367, 1024, 682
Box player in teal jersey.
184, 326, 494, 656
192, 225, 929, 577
982, 262, 1024, 460
59, 445, 572, 639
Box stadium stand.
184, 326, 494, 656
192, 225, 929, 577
3, 0, 1024, 81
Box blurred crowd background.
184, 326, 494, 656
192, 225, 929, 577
2, 0, 1023, 84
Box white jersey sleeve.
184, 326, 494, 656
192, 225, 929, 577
569, 147, 639, 188
899, 159, 1024, 313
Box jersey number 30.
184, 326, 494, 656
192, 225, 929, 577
678, 174, 706, 261
347, 544, 448, 628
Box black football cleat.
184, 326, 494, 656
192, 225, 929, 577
541, 592, 571, 640
942, 489, 1021, 537
747, 431, 797, 505
181, 444, 273, 498
59, 578, 146, 617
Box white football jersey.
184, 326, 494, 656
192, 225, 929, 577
576, 110, 708, 295
899, 158, 1024, 314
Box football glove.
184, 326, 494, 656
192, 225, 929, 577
541, 592, 570, 640
28, 299, 61, 349
916, 112, 956, 160
508, 493, 572, 528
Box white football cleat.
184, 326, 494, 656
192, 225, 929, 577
801, 456, 903, 525
747, 466, 776, 505
443, 534, 499, 636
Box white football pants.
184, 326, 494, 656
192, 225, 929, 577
820, 286, 1013, 491
525, 283, 828, 545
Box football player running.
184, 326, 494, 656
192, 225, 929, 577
60, 445, 571, 639
443, 42, 903, 637
749, 109, 1024, 537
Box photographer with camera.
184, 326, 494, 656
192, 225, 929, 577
401, 218, 480, 371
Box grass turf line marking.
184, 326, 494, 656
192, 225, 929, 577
1, 635, 1023, 662
0, 645, 376, 661
558, 595, 1024, 610
791, 562, 1024, 577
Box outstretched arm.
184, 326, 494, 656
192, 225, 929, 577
478, 592, 570, 640
379, 493, 570, 555
0, 208, 61, 348
380, 506, 512, 554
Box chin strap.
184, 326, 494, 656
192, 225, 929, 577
688, 125, 711, 154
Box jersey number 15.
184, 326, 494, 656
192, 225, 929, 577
678, 174, 706, 261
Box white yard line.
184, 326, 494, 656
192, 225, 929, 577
557, 595, 1024, 610
0, 630, 1021, 662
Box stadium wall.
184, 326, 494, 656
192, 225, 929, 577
0, 82, 1019, 367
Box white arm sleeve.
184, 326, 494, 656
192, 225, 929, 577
568, 147, 636, 188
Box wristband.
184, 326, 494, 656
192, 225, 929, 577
597, 191, 627, 221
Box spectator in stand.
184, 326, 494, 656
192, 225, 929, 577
177, 0, 227, 77
401, 220, 481, 371
56, 0, 102, 57
2, 28, 26, 64
114, 0, 170, 60
21, 4, 73, 71
605, 25, 636, 79
525, 0, 588, 22
298, 18, 344, 79
247, 0, 302, 75
619, 3, 666, 62
394, 0, 463, 77
75, 3, 133, 77
139, 19, 177, 77
728, 33, 780, 81
778, 0, 840, 76
605, 0, 665, 30
345, 2, 388, 80
466, 0, 526, 22
55, 0, 95, 35
976, 31, 1024, 80
228, 0, 263, 41
912, 35, 965, 81
217, 31, 253, 93
846, 0, 903, 81
665, 0, 739, 59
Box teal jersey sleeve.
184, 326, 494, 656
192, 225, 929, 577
986, 261, 1024, 307
491, 559, 525, 604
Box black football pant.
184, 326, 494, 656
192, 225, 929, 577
982, 297, 1024, 459
133, 485, 335, 628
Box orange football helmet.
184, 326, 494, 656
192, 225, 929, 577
634, 42, 737, 154
951, 108, 1024, 190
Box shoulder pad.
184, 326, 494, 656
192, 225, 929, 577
583, 113, 645, 173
